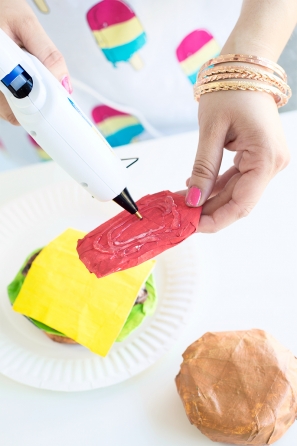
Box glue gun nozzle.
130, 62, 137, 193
135, 211, 143, 220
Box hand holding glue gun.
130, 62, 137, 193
0, 0, 71, 124
0, 0, 141, 218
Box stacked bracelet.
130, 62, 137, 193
199, 54, 287, 81
194, 54, 291, 108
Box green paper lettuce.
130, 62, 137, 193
7, 249, 157, 342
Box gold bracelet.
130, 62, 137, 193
193, 80, 289, 108
197, 65, 291, 97
199, 54, 287, 82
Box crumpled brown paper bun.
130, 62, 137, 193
175, 329, 297, 445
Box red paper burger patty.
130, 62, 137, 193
77, 191, 202, 278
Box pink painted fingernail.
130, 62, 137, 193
186, 186, 201, 207
61, 76, 73, 94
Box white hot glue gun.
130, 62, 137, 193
0, 28, 142, 218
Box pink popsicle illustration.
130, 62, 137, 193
176, 29, 220, 84
33, 0, 50, 14
87, 0, 146, 70
28, 135, 51, 161
0, 138, 8, 158
92, 105, 144, 147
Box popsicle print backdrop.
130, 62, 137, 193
92, 105, 145, 147
28, 135, 51, 161
0, 139, 6, 153
0, 138, 9, 164
176, 29, 220, 84
86, 0, 146, 69
33, 0, 50, 13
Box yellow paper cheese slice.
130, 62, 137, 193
13, 228, 155, 357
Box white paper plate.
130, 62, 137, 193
0, 182, 199, 391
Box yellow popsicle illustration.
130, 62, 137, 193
33, 0, 50, 14
87, 0, 146, 70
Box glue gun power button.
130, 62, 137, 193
1, 65, 33, 99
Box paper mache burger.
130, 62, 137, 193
7, 228, 157, 357
175, 329, 297, 445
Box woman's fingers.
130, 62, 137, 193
209, 165, 239, 198
186, 162, 239, 198
13, 13, 71, 91
198, 165, 270, 233
201, 172, 241, 218
3, 1, 72, 92
0, 1, 72, 126
233, 152, 243, 170
0, 92, 19, 125
185, 97, 229, 208
184, 90, 291, 233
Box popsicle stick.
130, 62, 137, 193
129, 53, 144, 71
33, 0, 50, 14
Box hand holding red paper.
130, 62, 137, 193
77, 191, 201, 279
185, 90, 290, 233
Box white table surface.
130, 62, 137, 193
0, 111, 297, 446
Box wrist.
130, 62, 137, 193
221, 31, 279, 62
221, 0, 297, 62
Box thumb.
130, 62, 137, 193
12, 13, 72, 93
186, 121, 227, 207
